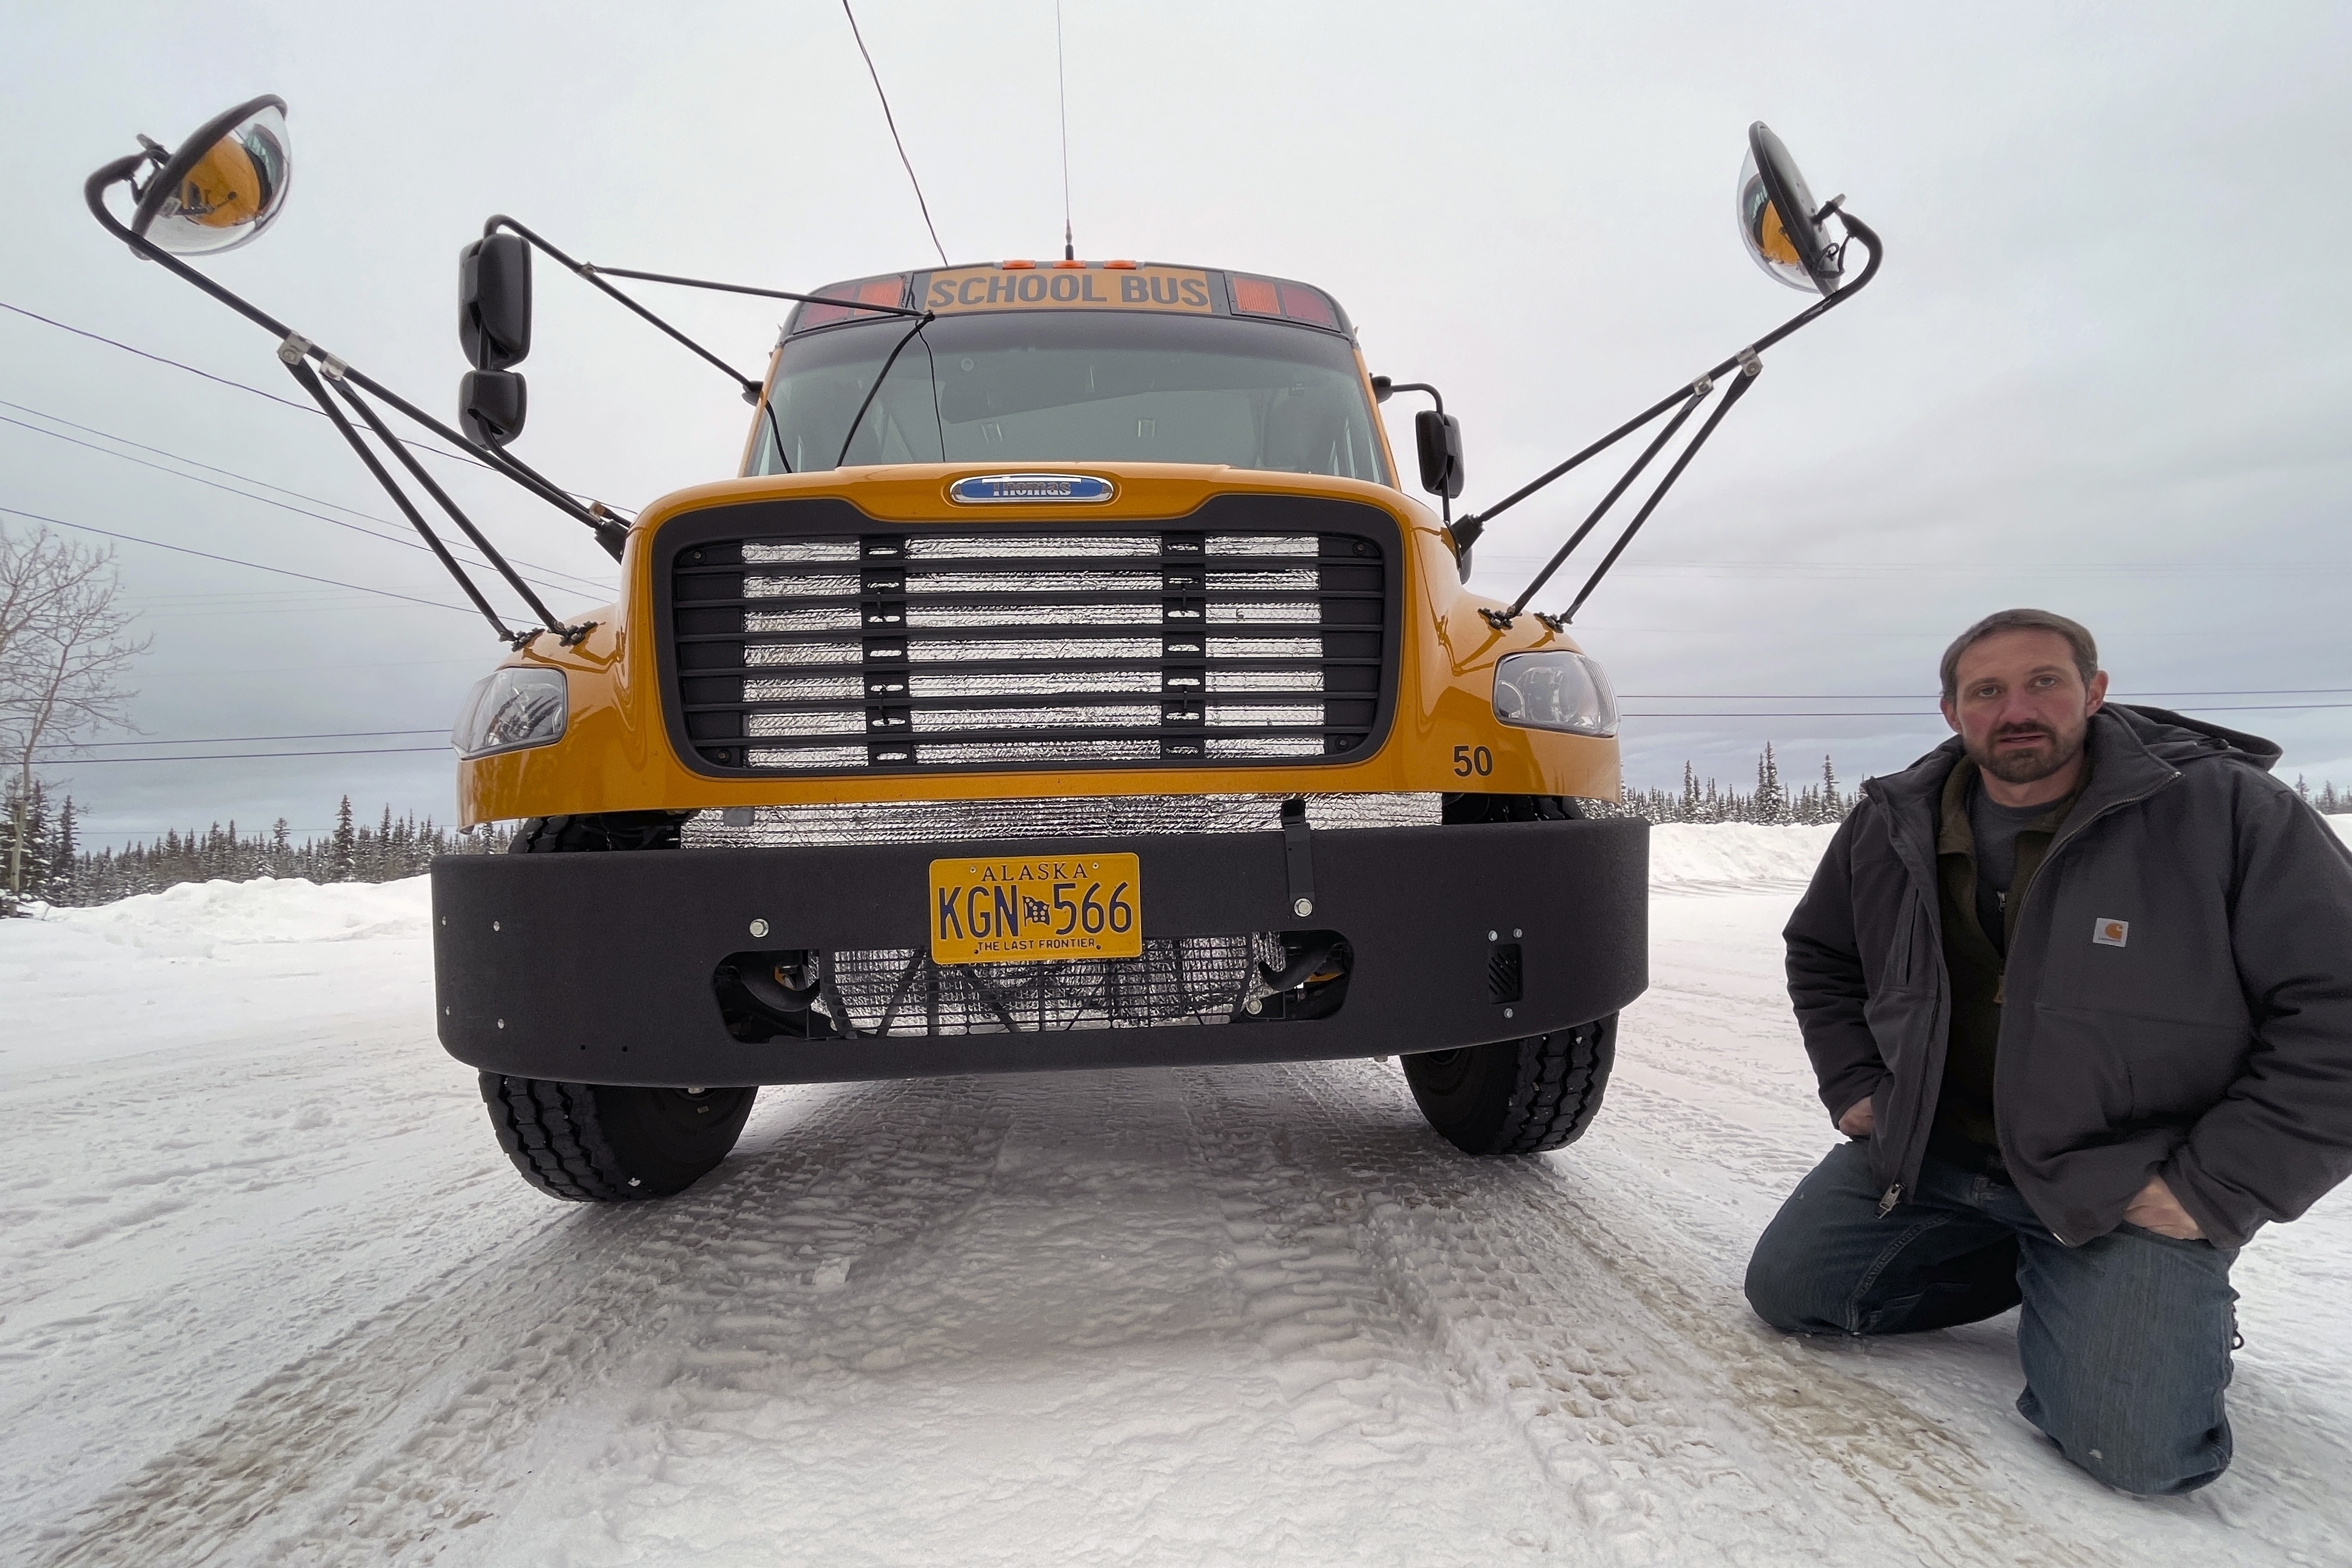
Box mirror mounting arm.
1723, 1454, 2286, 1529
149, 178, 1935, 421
1376, 381, 1453, 526
1539, 356, 1763, 632
85, 160, 626, 565
482, 215, 764, 398
1468, 212, 1882, 626
278, 354, 525, 645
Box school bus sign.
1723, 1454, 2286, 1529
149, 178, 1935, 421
922, 265, 1214, 315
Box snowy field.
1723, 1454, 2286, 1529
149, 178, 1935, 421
4, 822, 2350, 1567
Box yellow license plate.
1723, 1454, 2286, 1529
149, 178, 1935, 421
928, 853, 1142, 965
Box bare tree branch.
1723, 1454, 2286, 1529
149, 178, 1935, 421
1, 524, 149, 901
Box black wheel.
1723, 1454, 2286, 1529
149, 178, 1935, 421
479, 1074, 758, 1201
1401, 1014, 1616, 1156
1440, 793, 1593, 824
485, 811, 749, 1201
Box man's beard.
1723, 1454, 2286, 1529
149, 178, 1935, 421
1968, 722, 2085, 785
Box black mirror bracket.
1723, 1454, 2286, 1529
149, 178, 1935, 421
83, 152, 634, 643
1468, 212, 1880, 632
1376, 380, 1461, 526
274, 337, 597, 648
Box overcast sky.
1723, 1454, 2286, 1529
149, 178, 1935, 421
5, 1, 2347, 847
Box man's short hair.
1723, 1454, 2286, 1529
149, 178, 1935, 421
1939, 608, 2099, 702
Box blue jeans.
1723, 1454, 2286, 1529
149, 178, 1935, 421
1744, 1139, 2239, 1495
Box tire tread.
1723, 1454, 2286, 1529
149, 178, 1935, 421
479, 1073, 638, 1202
1492, 1019, 1614, 1154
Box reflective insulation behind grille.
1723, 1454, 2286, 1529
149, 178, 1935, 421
680, 791, 1440, 848
665, 510, 1391, 776
821, 935, 1284, 1035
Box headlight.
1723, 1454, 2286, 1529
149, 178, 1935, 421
452, 667, 568, 759
1493, 652, 1618, 737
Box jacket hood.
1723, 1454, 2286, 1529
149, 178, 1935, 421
2107, 703, 2282, 771
1864, 704, 2280, 813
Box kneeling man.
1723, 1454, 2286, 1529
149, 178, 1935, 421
1747, 608, 2352, 1494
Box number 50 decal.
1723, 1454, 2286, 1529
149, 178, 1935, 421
1452, 744, 1493, 777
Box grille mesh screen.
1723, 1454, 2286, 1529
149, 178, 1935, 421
824, 936, 1283, 1035
668, 523, 1387, 775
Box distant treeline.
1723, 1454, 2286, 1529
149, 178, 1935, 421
1594, 745, 1852, 825
1591, 747, 2352, 826
3, 788, 501, 912
5, 748, 2345, 914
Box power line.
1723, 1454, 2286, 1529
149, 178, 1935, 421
1619, 688, 2352, 700
0, 407, 612, 599
1, 299, 321, 414
1483, 556, 2352, 578
0, 396, 614, 590
0, 299, 629, 513
1, 504, 473, 616
1621, 704, 2352, 718
842, 1, 950, 269
31, 745, 450, 765
70, 728, 449, 749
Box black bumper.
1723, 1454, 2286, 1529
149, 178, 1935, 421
430, 818, 1648, 1086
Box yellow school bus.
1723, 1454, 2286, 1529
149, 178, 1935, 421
86, 100, 1875, 1202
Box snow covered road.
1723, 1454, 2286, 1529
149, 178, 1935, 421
5, 826, 2350, 1566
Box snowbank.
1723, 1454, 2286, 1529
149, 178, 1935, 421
10, 817, 2343, 956
33, 874, 431, 958
1647, 822, 1839, 894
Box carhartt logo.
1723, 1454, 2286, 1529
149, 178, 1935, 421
2093, 918, 2129, 948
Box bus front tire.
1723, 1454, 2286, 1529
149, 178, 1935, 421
479, 1073, 757, 1201
1401, 1014, 1616, 1156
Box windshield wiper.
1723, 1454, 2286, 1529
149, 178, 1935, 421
762, 396, 793, 474
834, 313, 936, 469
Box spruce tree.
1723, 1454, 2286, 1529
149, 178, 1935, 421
1756, 743, 1786, 825
331, 796, 358, 883
50, 797, 75, 905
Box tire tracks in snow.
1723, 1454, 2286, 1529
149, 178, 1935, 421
26, 1078, 1015, 1567
1208, 1059, 2106, 1568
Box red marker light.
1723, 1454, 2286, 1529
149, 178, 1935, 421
794, 274, 909, 330
1228, 275, 1281, 316
1228, 273, 1338, 328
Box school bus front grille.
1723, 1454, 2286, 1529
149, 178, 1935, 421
664, 519, 1391, 776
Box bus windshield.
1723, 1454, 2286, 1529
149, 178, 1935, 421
749, 311, 1388, 484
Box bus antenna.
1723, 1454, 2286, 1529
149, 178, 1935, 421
1056, 1, 1076, 260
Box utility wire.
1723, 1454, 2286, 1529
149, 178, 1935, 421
1, 504, 473, 616
1, 299, 319, 414
1619, 688, 2352, 700
0, 298, 625, 509
0, 395, 615, 587
842, 1, 950, 268
30, 745, 450, 764
0, 407, 612, 598
71, 728, 449, 748
1620, 704, 2352, 718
